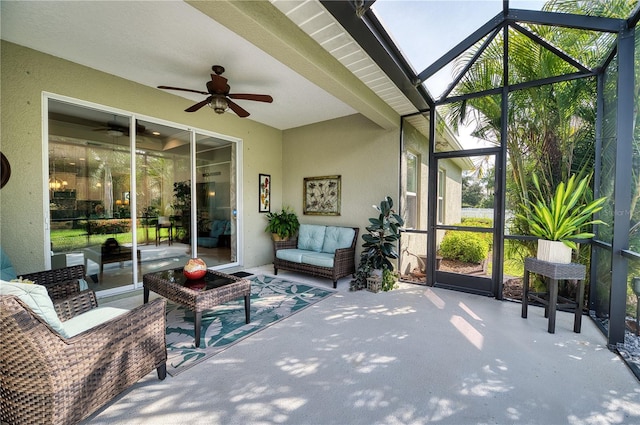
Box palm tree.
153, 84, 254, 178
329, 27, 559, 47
444, 0, 635, 250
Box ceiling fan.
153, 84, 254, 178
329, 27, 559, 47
93, 119, 156, 137
158, 65, 273, 118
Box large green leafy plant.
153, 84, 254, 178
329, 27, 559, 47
264, 207, 300, 240
351, 196, 404, 291
516, 173, 606, 250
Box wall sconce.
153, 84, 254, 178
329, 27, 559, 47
116, 199, 123, 206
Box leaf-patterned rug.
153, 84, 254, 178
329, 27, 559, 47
165, 274, 335, 376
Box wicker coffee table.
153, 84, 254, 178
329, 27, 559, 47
143, 268, 251, 347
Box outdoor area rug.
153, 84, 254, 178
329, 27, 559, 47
165, 274, 335, 376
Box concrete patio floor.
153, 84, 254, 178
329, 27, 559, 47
83, 265, 640, 425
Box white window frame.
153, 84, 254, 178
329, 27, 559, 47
437, 168, 446, 224
405, 151, 419, 229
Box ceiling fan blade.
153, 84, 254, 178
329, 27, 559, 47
185, 97, 212, 112
227, 99, 250, 118
158, 85, 209, 96
228, 93, 273, 103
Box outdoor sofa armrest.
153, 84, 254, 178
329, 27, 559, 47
54, 289, 99, 321
333, 246, 357, 275
334, 245, 356, 261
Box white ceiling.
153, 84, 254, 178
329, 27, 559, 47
0, 0, 386, 131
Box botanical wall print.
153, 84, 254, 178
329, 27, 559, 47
259, 174, 270, 213
303, 175, 341, 215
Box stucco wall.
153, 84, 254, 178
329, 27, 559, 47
0, 41, 282, 274
281, 114, 400, 260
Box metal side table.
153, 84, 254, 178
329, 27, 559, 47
521, 257, 586, 334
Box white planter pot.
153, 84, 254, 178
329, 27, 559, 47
536, 239, 572, 264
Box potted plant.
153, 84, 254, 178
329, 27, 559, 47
516, 173, 606, 264
264, 207, 300, 241
350, 196, 404, 291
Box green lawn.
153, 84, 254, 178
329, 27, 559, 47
51, 227, 161, 252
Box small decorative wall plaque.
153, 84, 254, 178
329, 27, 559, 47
259, 174, 270, 213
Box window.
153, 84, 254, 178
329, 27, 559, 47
405, 152, 419, 228
437, 168, 446, 224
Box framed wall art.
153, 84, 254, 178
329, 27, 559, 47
259, 174, 270, 212
303, 175, 341, 216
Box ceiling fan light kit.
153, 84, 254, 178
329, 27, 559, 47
210, 96, 229, 114
158, 65, 273, 118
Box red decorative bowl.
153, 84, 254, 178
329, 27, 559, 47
183, 258, 207, 280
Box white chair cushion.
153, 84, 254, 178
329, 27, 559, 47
63, 306, 129, 338
0, 279, 68, 337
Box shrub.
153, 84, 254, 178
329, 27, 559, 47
461, 217, 493, 227
456, 218, 493, 250
439, 231, 489, 264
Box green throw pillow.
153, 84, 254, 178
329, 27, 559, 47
0, 279, 68, 337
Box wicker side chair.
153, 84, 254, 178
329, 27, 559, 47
19, 264, 87, 300
0, 288, 167, 425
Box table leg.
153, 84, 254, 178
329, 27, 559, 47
574, 279, 584, 333
143, 287, 149, 303
548, 278, 558, 334
194, 311, 202, 348
244, 294, 250, 324
521, 270, 530, 318
544, 277, 550, 318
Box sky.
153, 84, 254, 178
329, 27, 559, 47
371, 0, 547, 151
372, 0, 547, 98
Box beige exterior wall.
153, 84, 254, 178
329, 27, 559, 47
0, 41, 405, 277
398, 120, 466, 277
0, 41, 283, 274
282, 114, 399, 260
440, 160, 463, 226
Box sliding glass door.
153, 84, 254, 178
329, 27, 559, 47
47, 97, 240, 295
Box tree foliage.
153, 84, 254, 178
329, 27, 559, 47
444, 0, 636, 257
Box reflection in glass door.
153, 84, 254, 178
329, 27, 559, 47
48, 98, 240, 296
135, 119, 192, 279
48, 100, 136, 293
194, 133, 235, 266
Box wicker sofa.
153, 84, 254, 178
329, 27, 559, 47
0, 279, 167, 425
273, 224, 359, 288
